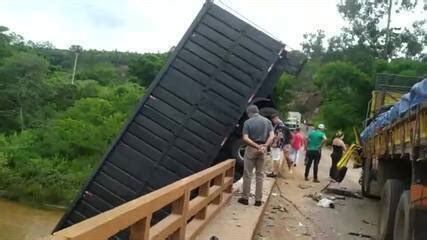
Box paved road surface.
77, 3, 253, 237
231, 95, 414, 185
257, 148, 379, 240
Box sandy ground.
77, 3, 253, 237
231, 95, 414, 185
256, 148, 379, 240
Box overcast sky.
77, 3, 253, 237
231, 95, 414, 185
0, 0, 425, 53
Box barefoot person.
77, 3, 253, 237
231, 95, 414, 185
238, 105, 274, 207
304, 124, 327, 183
330, 131, 346, 181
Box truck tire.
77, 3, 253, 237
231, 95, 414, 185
361, 159, 371, 196
393, 191, 411, 240
378, 179, 405, 240
231, 138, 246, 181
362, 158, 378, 198
231, 138, 246, 162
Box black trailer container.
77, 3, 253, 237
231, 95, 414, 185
55, 1, 293, 236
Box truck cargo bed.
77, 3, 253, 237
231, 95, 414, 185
54, 1, 286, 237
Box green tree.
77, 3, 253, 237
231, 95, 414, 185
337, 0, 426, 59
314, 62, 372, 139
301, 30, 326, 60
78, 62, 120, 85
0, 52, 50, 131
0, 26, 11, 60
324, 45, 376, 75
376, 58, 427, 76
129, 53, 166, 86
273, 74, 295, 114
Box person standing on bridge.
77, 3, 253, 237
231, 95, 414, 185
304, 124, 327, 183
266, 113, 291, 178
238, 105, 274, 207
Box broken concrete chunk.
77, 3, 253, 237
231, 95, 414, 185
324, 187, 363, 199
348, 232, 373, 238
304, 192, 323, 202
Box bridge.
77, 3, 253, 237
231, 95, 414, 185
51, 160, 242, 240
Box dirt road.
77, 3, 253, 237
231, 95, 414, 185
256, 148, 379, 240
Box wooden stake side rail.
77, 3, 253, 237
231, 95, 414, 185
53, 159, 235, 240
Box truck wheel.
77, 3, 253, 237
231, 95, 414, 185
362, 158, 377, 198
231, 139, 245, 181
378, 179, 405, 240
393, 191, 411, 240
231, 138, 246, 163
362, 159, 371, 196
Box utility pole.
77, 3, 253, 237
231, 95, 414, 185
69, 45, 82, 85
384, 0, 393, 60
71, 51, 79, 85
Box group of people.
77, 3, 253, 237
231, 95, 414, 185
238, 105, 346, 206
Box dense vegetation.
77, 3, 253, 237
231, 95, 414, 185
0, 26, 167, 205
0, 1, 426, 206
279, 0, 427, 141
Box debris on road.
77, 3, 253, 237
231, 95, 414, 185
323, 187, 363, 199
233, 179, 243, 193
320, 181, 333, 192
333, 195, 346, 200
273, 181, 314, 223
304, 192, 322, 202
317, 198, 335, 208
362, 219, 375, 226
258, 149, 378, 240
272, 204, 288, 213
348, 232, 373, 238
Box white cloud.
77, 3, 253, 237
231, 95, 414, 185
0, 0, 424, 53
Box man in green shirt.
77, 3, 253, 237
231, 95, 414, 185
304, 124, 327, 182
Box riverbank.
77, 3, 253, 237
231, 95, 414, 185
0, 154, 91, 207
0, 198, 62, 240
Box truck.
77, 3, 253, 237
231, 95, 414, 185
53, 1, 304, 239
285, 111, 302, 130
359, 74, 427, 240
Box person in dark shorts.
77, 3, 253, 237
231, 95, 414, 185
238, 105, 274, 207
330, 131, 346, 181
267, 114, 291, 177
304, 124, 327, 183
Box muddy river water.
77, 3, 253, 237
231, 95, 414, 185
0, 198, 62, 240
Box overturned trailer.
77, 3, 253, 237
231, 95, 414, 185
54, 1, 303, 239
